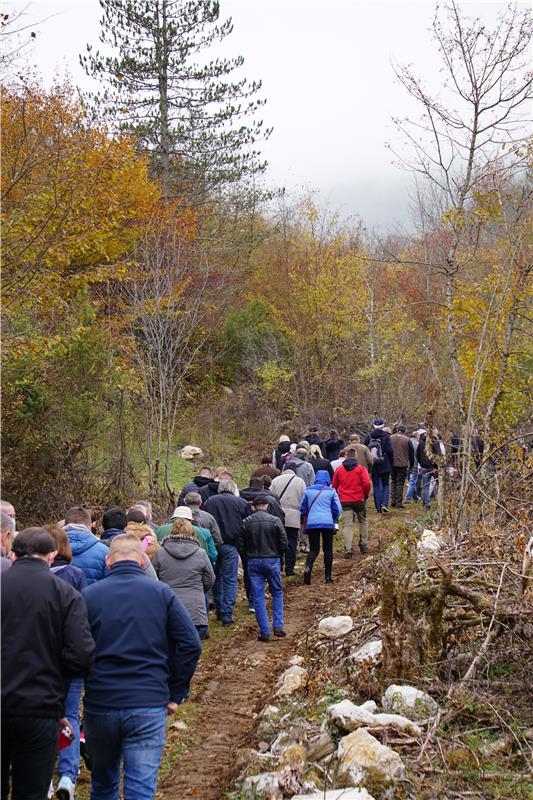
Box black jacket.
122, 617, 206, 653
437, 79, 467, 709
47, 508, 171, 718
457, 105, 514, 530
178, 476, 212, 505
238, 511, 288, 559
239, 486, 286, 524
203, 492, 251, 545
198, 481, 222, 503
309, 456, 334, 478
274, 441, 291, 471
364, 428, 394, 475
417, 436, 438, 470
1, 558, 95, 718
324, 437, 345, 461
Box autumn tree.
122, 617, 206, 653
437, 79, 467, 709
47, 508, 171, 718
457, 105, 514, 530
81, 0, 270, 203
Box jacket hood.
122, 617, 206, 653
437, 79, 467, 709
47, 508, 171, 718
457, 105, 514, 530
163, 536, 201, 560
285, 457, 304, 469
126, 521, 152, 541
205, 481, 220, 492
371, 427, 388, 439
277, 441, 291, 454
193, 475, 212, 487
100, 528, 124, 543
314, 470, 332, 486
67, 529, 103, 555
342, 458, 359, 472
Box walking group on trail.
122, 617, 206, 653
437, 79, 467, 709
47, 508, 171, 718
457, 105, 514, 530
1, 418, 485, 799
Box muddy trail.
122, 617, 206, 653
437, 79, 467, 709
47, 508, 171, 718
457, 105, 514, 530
159, 531, 386, 800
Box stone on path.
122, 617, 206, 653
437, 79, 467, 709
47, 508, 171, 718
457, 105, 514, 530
275, 665, 308, 698
381, 684, 440, 721
318, 615, 353, 639
242, 772, 282, 799
337, 728, 405, 786
327, 699, 422, 737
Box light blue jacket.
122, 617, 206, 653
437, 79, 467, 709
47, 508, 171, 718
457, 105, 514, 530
300, 471, 342, 530
66, 525, 108, 585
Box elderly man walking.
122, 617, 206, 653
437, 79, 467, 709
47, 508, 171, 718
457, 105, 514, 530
82, 534, 201, 800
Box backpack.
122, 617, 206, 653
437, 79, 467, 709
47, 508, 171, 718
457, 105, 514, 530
368, 437, 385, 463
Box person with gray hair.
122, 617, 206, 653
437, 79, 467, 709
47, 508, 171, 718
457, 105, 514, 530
131, 499, 157, 532
282, 447, 315, 487
0, 511, 15, 571
203, 480, 251, 626
183, 492, 223, 548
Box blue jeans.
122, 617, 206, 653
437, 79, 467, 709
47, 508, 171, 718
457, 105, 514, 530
248, 557, 284, 636
84, 707, 167, 800
372, 473, 390, 511
421, 470, 433, 508
58, 677, 83, 781
213, 543, 239, 622
405, 469, 420, 501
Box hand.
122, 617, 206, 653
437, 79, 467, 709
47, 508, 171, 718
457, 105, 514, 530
167, 702, 179, 714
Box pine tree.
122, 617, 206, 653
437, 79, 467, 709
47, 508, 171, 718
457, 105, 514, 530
82, 0, 270, 202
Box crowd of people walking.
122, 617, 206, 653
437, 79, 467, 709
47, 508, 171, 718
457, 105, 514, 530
1, 417, 486, 800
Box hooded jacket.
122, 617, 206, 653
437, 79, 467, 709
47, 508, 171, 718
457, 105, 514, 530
83, 561, 201, 708
66, 524, 109, 585
273, 440, 291, 471
237, 510, 288, 560
270, 471, 307, 529
202, 493, 251, 545
198, 481, 223, 503
283, 456, 315, 487
178, 475, 212, 505
308, 456, 334, 478
331, 459, 371, 503
153, 537, 215, 627
240, 484, 286, 524
299, 471, 342, 530
324, 436, 345, 461
2, 558, 95, 718
364, 428, 394, 475
51, 556, 87, 592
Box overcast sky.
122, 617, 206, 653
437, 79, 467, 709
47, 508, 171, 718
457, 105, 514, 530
5, 0, 528, 230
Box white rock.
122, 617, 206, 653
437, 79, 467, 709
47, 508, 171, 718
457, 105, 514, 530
359, 700, 377, 713
382, 684, 440, 721
180, 445, 204, 460
350, 639, 383, 664
292, 791, 376, 800
327, 700, 422, 737
261, 705, 280, 719
417, 528, 443, 556
318, 615, 354, 639
289, 655, 305, 666
337, 729, 405, 785
275, 665, 308, 698
242, 772, 282, 799
171, 720, 188, 731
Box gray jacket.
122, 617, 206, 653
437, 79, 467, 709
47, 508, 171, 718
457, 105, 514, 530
191, 507, 223, 548
270, 471, 307, 529
153, 537, 215, 627
282, 457, 315, 487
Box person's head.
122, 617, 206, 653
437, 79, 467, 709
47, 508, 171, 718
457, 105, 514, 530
345, 447, 358, 460
133, 500, 153, 521
397, 425, 407, 434
0, 500, 15, 521
198, 467, 212, 478
105, 534, 144, 569
278, 435, 290, 444
218, 479, 237, 495
248, 477, 263, 490
338, 448, 346, 458
12, 528, 56, 565
260, 454, 272, 465
252, 493, 270, 512
283, 465, 296, 474
295, 447, 308, 459
214, 466, 233, 481
373, 418, 385, 429
44, 523, 72, 563
126, 508, 146, 524
412, 431, 420, 440
184, 491, 202, 509
297, 440, 310, 450
417, 428, 427, 438
102, 506, 127, 532
309, 444, 323, 459
1, 511, 15, 555
329, 429, 338, 438
262, 475, 272, 489
64, 506, 92, 528
171, 506, 194, 522
309, 426, 319, 434
171, 519, 195, 538
349, 434, 361, 443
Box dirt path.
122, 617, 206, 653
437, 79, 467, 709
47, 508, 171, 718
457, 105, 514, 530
159, 540, 379, 799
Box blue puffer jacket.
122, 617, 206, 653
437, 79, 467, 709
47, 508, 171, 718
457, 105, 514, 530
300, 471, 342, 530
66, 525, 108, 585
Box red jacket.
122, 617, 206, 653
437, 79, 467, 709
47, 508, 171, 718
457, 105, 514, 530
332, 460, 371, 502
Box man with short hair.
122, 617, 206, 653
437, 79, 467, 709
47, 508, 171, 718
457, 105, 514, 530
82, 534, 201, 799
282, 447, 315, 487
1, 511, 14, 571
390, 426, 414, 508
0, 500, 16, 522
178, 466, 213, 505
2, 528, 94, 800
183, 492, 222, 547
131, 499, 157, 532
238, 495, 288, 642
65, 506, 109, 584
204, 481, 251, 625
198, 466, 236, 502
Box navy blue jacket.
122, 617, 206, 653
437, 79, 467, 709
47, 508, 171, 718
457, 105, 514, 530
203, 493, 251, 545
82, 562, 201, 710
364, 428, 394, 475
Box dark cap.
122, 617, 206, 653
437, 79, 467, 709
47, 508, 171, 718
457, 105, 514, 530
252, 493, 270, 507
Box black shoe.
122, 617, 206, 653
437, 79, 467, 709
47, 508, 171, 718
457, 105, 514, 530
222, 619, 234, 627
273, 628, 287, 637
258, 633, 270, 642
215, 609, 222, 620
359, 544, 368, 554
303, 568, 311, 585
325, 577, 333, 584
343, 551, 353, 560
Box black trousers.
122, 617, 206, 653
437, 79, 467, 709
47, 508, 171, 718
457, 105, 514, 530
284, 527, 299, 575
391, 466, 408, 506
1, 716, 58, 800
306, 529, 334, 579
